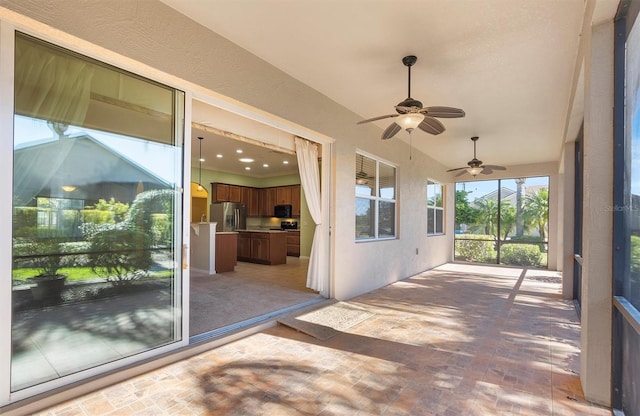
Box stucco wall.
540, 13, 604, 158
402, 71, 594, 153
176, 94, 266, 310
0, 0, 455, 300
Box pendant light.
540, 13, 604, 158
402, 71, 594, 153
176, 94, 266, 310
197, 136, 204, 191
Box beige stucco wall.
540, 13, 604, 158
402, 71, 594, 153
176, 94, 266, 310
580, 19, 613, 406
0, 0, 454, 301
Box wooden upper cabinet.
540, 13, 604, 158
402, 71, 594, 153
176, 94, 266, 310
241, 187, 251, 205
291, 185, 301, 217
248, 187, 260, 217
228, 185, 242, 203
276, 186, 292, 205
212, 183, 229, 202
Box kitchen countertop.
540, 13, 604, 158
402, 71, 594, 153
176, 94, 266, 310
216, 231, 239, 235
235, 229, 287, 233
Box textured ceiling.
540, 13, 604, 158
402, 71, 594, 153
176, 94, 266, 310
162, 0, 619, 171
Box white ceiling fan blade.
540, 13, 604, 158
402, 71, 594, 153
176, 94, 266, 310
357, 114, 398, 124
418, 116, 445, 135
422, 106, 466, 118
381, 122, 401, 140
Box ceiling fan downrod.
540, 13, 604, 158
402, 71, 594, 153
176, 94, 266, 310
402, 55, 417, 99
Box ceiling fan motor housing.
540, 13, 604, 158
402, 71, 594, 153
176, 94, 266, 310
396, 98, 423, 112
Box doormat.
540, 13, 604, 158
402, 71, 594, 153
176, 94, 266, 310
277, 301, 374, 340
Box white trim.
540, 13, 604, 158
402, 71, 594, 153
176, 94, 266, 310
0, 19, 15, 406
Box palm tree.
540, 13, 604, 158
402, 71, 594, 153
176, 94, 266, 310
500, 202, 517, 240
474, 198, 499, 237
523, 188, 549, 240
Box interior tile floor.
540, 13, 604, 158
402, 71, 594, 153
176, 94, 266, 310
190, 257, 320, 335
33, 263, 611, 415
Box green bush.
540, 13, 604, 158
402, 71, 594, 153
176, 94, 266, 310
80, 209, 114, 225
500, 244, 542, 267
455, 234, 496, 262
89, 229, 152, 288
508, 235, 547, 252
151, 213, 172, 246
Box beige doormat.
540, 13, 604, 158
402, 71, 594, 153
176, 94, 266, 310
277, 301, 374, 340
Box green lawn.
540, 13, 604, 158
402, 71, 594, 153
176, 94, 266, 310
12, 267, 173, 282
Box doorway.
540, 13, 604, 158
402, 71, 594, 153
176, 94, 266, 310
187, 99, 330, 338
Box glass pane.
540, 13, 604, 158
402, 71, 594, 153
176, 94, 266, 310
427, 182, 443, 208
11, 34, 182, 392
379, 162, 395, 199
454, 180, 498, 264
356, 198, 374, 240
427, 208, 435, 234
355, 154, 376, 196
378, 201, 395, 238
435, 209, 444, 234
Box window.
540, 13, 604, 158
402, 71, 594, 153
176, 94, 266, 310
355, 152, 396, 240
427, 180, 444, 235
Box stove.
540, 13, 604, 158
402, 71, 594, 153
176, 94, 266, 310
281, 221, 298, 230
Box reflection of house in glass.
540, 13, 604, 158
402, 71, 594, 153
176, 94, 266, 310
13, 132, 170, 237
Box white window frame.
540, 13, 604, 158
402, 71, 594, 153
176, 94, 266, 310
355, 151, 397, 241
427, 179, 445, 236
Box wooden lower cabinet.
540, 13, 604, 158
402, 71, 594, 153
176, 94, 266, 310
237, 231, 287, 265
215, 233, 238, 273
286, 231, 300, 257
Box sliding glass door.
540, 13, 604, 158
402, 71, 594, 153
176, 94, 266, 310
10, 33, 184, 392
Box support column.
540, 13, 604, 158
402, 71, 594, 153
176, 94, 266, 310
580, 20, 613, 406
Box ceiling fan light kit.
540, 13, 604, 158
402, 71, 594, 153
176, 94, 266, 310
356, 55, 465, 140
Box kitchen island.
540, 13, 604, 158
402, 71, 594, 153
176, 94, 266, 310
237, 230, 287, 265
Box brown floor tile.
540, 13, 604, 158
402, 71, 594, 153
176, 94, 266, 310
31, 263, 611, 416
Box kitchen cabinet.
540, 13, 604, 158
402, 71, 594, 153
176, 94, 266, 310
237, 233, 251, 259
237, 231, 287, 265
259, 188, 278, 217
213, 182, 300, 217
228, 185, 242, 203
291, 185, 301, 217
215, 232, 238, 272
212, 183, 229, 202
248, 187, 260, 217
276, 186, 292, 205
286, 231, 300, 257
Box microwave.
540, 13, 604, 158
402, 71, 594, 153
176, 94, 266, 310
274, 204, 292, 218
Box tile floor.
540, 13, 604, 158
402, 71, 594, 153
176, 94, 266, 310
32, 263, 611, 415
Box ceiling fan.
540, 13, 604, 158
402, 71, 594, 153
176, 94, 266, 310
446, 136, 506, 177
356, 154, 372, 184
357, 55, 465, 140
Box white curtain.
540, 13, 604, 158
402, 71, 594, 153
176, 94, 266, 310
295, 137, 327, 296
15, 36, 94, 126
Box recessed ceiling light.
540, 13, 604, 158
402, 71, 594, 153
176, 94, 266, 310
239, 158, 254, 163
245, 166, 251, 170
263, 164, 269, 168
216, 154, 223, 158
283, 160, 289, 164
236, 149, 243, 154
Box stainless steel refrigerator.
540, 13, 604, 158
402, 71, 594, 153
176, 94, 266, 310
210, 202, 246, 232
